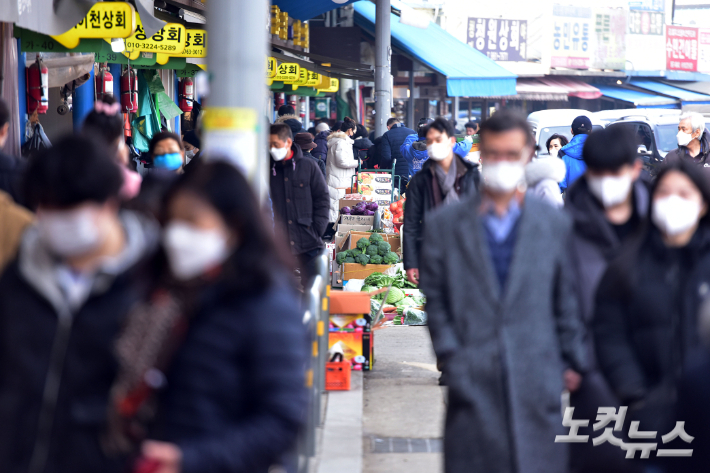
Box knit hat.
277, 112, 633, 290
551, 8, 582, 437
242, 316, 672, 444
315, 122, 330, 133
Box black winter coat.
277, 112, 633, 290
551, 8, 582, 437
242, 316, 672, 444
152, 277, 309, 473
270, 143, 330, 255
594, 223, 710, 434
381, 124, 415, 183
313, 130, 329, 162
403, 156, 479, 270
303, 149, 326, 176
0, 212, 157, 473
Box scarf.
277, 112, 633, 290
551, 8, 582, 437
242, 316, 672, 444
434, 156, 460, 206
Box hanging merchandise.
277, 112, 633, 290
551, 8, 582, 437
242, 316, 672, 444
26, 55, 49, 114
95, 63, 114, 101
179, 77, 194, 112
121, 66, 138, 113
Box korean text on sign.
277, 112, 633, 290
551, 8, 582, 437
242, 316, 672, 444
666, 25, 698, 72
124, 20, 186, 64
551, 5, 591, 69
51, 3, 136, 49
466, 18, 527, 62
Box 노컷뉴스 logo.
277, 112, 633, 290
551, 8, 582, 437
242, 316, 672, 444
555, 407, 693, 459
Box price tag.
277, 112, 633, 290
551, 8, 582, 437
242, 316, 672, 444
51, 3, 136, 49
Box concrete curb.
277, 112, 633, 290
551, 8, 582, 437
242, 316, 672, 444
316, 371, 363, 473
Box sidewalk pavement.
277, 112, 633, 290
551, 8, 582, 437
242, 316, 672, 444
312, 326, 445, 473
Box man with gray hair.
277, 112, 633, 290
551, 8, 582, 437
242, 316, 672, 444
665, 111, 710, 171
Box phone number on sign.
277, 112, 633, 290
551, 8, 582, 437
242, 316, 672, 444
126, 42, 178, 51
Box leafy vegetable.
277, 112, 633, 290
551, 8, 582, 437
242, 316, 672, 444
347, 249, 360, 258
377, 241, 391, 256
344, 256, 355, 264
383, 251, 399, 265
336, 251, 349, 265
366, 245, 379, 256
369, 255, 383, 264
385, 287, 405, 304
356, 238, 371, 250
363, 272, 395, 288
361, 285, 377, 293
354, 253, 370, 266
394, 297, 418, 309
368, 233, 384, 244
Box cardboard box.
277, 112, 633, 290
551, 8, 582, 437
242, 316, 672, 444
348, 231, 401, 253
339, 197, 369, 210
342, 263, 396, 281
328, 331, 374, 370
330, 290, 372, 314
340, 214, 375, 226
330, 314, 371, 332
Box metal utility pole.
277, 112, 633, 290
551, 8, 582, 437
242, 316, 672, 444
374, 0, 391, 138
205, 0, 269, 198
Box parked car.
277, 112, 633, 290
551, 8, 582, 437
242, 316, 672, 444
527, 109, 604, 157
592, 108, 681, 127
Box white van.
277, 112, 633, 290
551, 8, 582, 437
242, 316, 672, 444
528, 109, 604, 157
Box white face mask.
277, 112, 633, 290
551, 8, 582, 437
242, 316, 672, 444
587, 174, 633, 208
482, 161, 526, 193
270, 146, 289, 162
37, 207, 103, 257
427, 141, 451, 161
652, 195, 702, 237
549, 148, 559, 159
185, 149, 196, 160
677, 130, 694, 147
163, 222, 231, 281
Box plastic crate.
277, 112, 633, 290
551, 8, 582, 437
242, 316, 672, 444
325, 361, 351, 391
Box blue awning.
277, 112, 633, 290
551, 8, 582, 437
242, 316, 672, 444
353, 2, 516, 97
595, 84, 679, 109
272, 0, 361, 21
629, 79, 710, 105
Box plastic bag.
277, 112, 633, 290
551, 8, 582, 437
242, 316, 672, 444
21, 123, 51, 159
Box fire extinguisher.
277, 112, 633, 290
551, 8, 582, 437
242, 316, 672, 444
120, 66, 138, 113
95, 63, 114, 101
178, 77, 194, 112
26, 54, 49, 114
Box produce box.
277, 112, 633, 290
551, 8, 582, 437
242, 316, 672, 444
330, 290, 371, 314
328, 331, 374, 370
347, 231, 401, 253
330, 314, 371, 332
335, 224, 371, 251
340, 214, 375, 226
342, 263, 396, 281
339, 198, 368, 210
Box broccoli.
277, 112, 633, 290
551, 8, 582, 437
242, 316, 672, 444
366, 245, 379, 257
344, 256, 356, 264
383, 251, 399, 265
354, 253, 370, 266
369, 233, 384, 244
356, 238, 371, 250
336, 251, 349, 265
370, 255, 383, 264
377, 241, 391, 256
347, 249, 360, 258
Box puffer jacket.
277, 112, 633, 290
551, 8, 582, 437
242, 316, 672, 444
325, 131, 358, 221
381, 124, 415, 185
664, 129, 710, 171
525, 157, 565, 208
313, 130, 330, 161
559, 133, 588, 192
400, 134, 473, 178
275, 114, 306, 137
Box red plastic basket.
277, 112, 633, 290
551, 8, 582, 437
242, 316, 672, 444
325, 361, 351, 391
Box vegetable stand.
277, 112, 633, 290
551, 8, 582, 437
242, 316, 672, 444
351, 162, 400, 205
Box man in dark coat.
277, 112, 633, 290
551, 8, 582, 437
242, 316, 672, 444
664, 111, 710, 174
403, 117, 479, 285
0, 98, 24, 204
380, 118, 415, 188
295, 132, 326, 176
269, 123, 329, 281
0, 136, 158, 473
419, 110, 587, 473
565, 126, 649, 473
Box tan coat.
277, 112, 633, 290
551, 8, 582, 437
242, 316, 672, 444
0, 190, 33, 273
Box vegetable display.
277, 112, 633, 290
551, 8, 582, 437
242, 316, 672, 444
336, 233, 402, 266
341, 206, 352, 215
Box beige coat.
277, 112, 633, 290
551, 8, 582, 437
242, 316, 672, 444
0, 190, 33, 273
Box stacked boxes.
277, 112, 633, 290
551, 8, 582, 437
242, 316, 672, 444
328, 291, 374, 371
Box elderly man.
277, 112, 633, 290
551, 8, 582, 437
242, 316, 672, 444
419, 110, 586, 473
665, 111, 710, 171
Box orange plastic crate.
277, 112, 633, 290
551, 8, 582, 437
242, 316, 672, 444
325, 361, 351, 391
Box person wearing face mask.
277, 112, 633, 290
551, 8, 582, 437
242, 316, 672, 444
559, 115, 593, 193
525, 134, 568, 208
181, 129, 201, 164
149, 132, 186, 173
594, 160, 710, 471
664, 111, 710, 172
0, 135, 159, 473
402, 117, 480, 286
545, 133, 568, 159
269, 123, 329, 282
418, 110, 587, 473
563, 126, 650, 473
105, 162, 308, 473
325, 117, 359, 222
400, 117, 473, 179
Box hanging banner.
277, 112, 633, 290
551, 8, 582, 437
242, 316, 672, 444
466, 18, 527, 61
551, 5, 592, 69
628, 9, 664, 35
51, 3, 136, 49
590, 8, 626, 70
173, 29, 206, 59
666, 25, 698, 72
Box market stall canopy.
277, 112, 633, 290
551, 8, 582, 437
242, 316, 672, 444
538, 77, 602, 100
353, 1, 516, 98
594, 84, 679, 109
1, 0, 165, 38
630, 79, 710, 105
271, 0, 361, 21
514, 79, 568, 101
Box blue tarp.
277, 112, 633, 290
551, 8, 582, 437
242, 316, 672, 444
353, 2, 516, 98
629, 79, 710, 105
595, 84, 679, 109
272, 0, 360, 21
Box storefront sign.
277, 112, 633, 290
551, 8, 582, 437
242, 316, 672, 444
628, 10, 663, 35
306, 71, 321, 87
697, 29, 710, 74
591, 8, 626, 70
274, 63, 300, 82
123, 15, 186, 65
627, 0, 664, 11
95, 51, 156, 66
666, 25, 698, 72
51, 3, 136, 49
267, 57, 277, 78
173, 29, 207, 59
466, 18, 527, 61
551, 5, 592, 69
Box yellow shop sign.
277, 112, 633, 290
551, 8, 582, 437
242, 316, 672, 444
51, 3, 136, 49
173, 29, 207, 59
